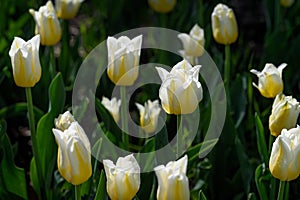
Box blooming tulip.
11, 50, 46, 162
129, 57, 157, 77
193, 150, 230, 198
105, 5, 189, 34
54, 111, 76, 131
280, 0, 294, 7
269, 94, 300, 137
250, 63, 286, 98
211, 3, 238, 45
136, 100, 161, 134
154, 155, 190, 200
55, 0, 84, 19
269, 126, 300, 181
29, 1, 62, 46
107, 35, 142, 86
52, 121, 92, 185
156, 60, 202, 115
178, 24, 205, 57
9, 35, 41, 87
103, 154, 140, 200
101, 96, 121, 123
148, 0, 176, 13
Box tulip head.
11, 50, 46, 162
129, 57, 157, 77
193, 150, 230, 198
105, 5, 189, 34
269, 94, 300, 137
54, 111, 76, 131
29, 1, 62, 46
156, 60, 203, 115
101, 96, 121, 123
211, 3, 238, 45
154, 155, 190, 200
250, 63, 286, 98
280, 0, 294, 7
269, 126, 300, 181
103, 154, 140, 200
55, 0, 84, 19
52, 121, 92, 185
107, 35, 142, 86
136, 100, 161, 134
9, 35, 42, 87
148, 0, 176, 13
178, 24, 205, 57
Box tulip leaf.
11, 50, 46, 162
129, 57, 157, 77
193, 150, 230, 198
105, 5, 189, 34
254, 114, 269, 164
198, 190, 207, 200
0, 102, 44, 120
187, 138, 218, 163
94, 170, 107, 200
255, 164, 270, 200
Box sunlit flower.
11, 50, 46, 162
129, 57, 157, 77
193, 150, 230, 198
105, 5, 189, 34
55, 0, 84, 19
101, 96, 121, 123
54, 111, 76, 131
148, 0, 176, 13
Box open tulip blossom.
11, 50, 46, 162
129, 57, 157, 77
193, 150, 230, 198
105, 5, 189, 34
54, 111, 76, 131
55, 0, 84, 19
101, 96, 122, 123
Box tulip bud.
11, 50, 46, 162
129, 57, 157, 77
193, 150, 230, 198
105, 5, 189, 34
55, 0, 84, 19
156, 60, 203, 115
101, 96, 121, 123
107, 35, 142, 86
178, 24, 205, 57
103, 154, 140, 200
280, 0, 294, 7
9, 35, 42, 87
250, 63, 286, 98
136, 100, 161, 134
54, 111, 76, 131
269, 126, 300, 181
154, 155, 190, 200
269, 94, 300, 137
148, 0, 176, 13
52, 121, 92, 185
211, 3, 238, 45
29, 1, 62, 46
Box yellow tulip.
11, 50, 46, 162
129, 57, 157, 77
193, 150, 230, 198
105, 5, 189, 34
136, 100, 161, 134
101, 96, 121, 123
154, 155, 190, 200
211, 3, 238, 45
107, 35, 142, 86
54, 111, 76, 131
52, 121, 92, 185
280, 0, 294, 7
178, 24, 205, 57
269, 126, 300, 181
9, 35, 41, 87
269, 94, 300, 137
103, 154, 140, 200
156, 60, 203, 115
250, 63, 286, 98
148, 0, 176, 13
55, 0, 84, 19
29, 1, 62, 46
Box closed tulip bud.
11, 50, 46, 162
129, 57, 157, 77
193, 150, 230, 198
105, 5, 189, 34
9, 35, 42, 87
269, 126, 300, 181
211, 3, 238, 45
156, 60, 203, 115
29, 1, 62, 46
250, 63, 286, 98
52, 121, 92, 185
55, 0, 84, 19
178, 24, 205, 57
101, 97, 121, 123
103, 154, 140, 200
136, 100, 161, 134
54, 111, 76, 131
280, 0, 294, 7
269, 94, 300, 137
154, 155, 190, 200
148, 0, 176, 13
107, 35, 142, 86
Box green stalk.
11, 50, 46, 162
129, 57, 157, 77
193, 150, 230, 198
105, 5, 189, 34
224, 44, 231, 106
25, 87, 44, 199
75, 184, 81, 200
277, 181, 286, 200
177, 115, 182, 158
49, 46, 56, 79
120, 86, 129, 148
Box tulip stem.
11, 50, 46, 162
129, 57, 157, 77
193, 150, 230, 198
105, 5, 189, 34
120, 86, 129, 148
277, 181, 286, 200
177, 115, 182, 158
224, 44, 231, 106
75, 184, 81, 200
49, 46, 56, 79
25, 87, 44, 199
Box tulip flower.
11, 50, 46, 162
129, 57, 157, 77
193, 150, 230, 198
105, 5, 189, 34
101, 96, 121, 123
103, 154, 140, 200
280, 0, 294, 7
52, 121, 92, 185
269, 126, 300, 181
9, 35, 42, 87
250, 63, 286, 98
269, 94, 300, 137
29, 1, 62, 46
156, 60, 203, 115
107, 35, 142, 86
54, 111, 76, 131
136, 100, 161, 134
148, 0, 176, 13
211, 3, 238, 45
55, 0, 84, 19
178, 24, 205, 57
154, 155, 190, 200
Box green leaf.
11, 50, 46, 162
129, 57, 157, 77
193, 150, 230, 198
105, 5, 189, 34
187, 138, 218, 163
255, 164, 270, 200
94, 170, 107, 200
0, 102, 44, 120
255, 114, 269, 164
198, 190, 207, 200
